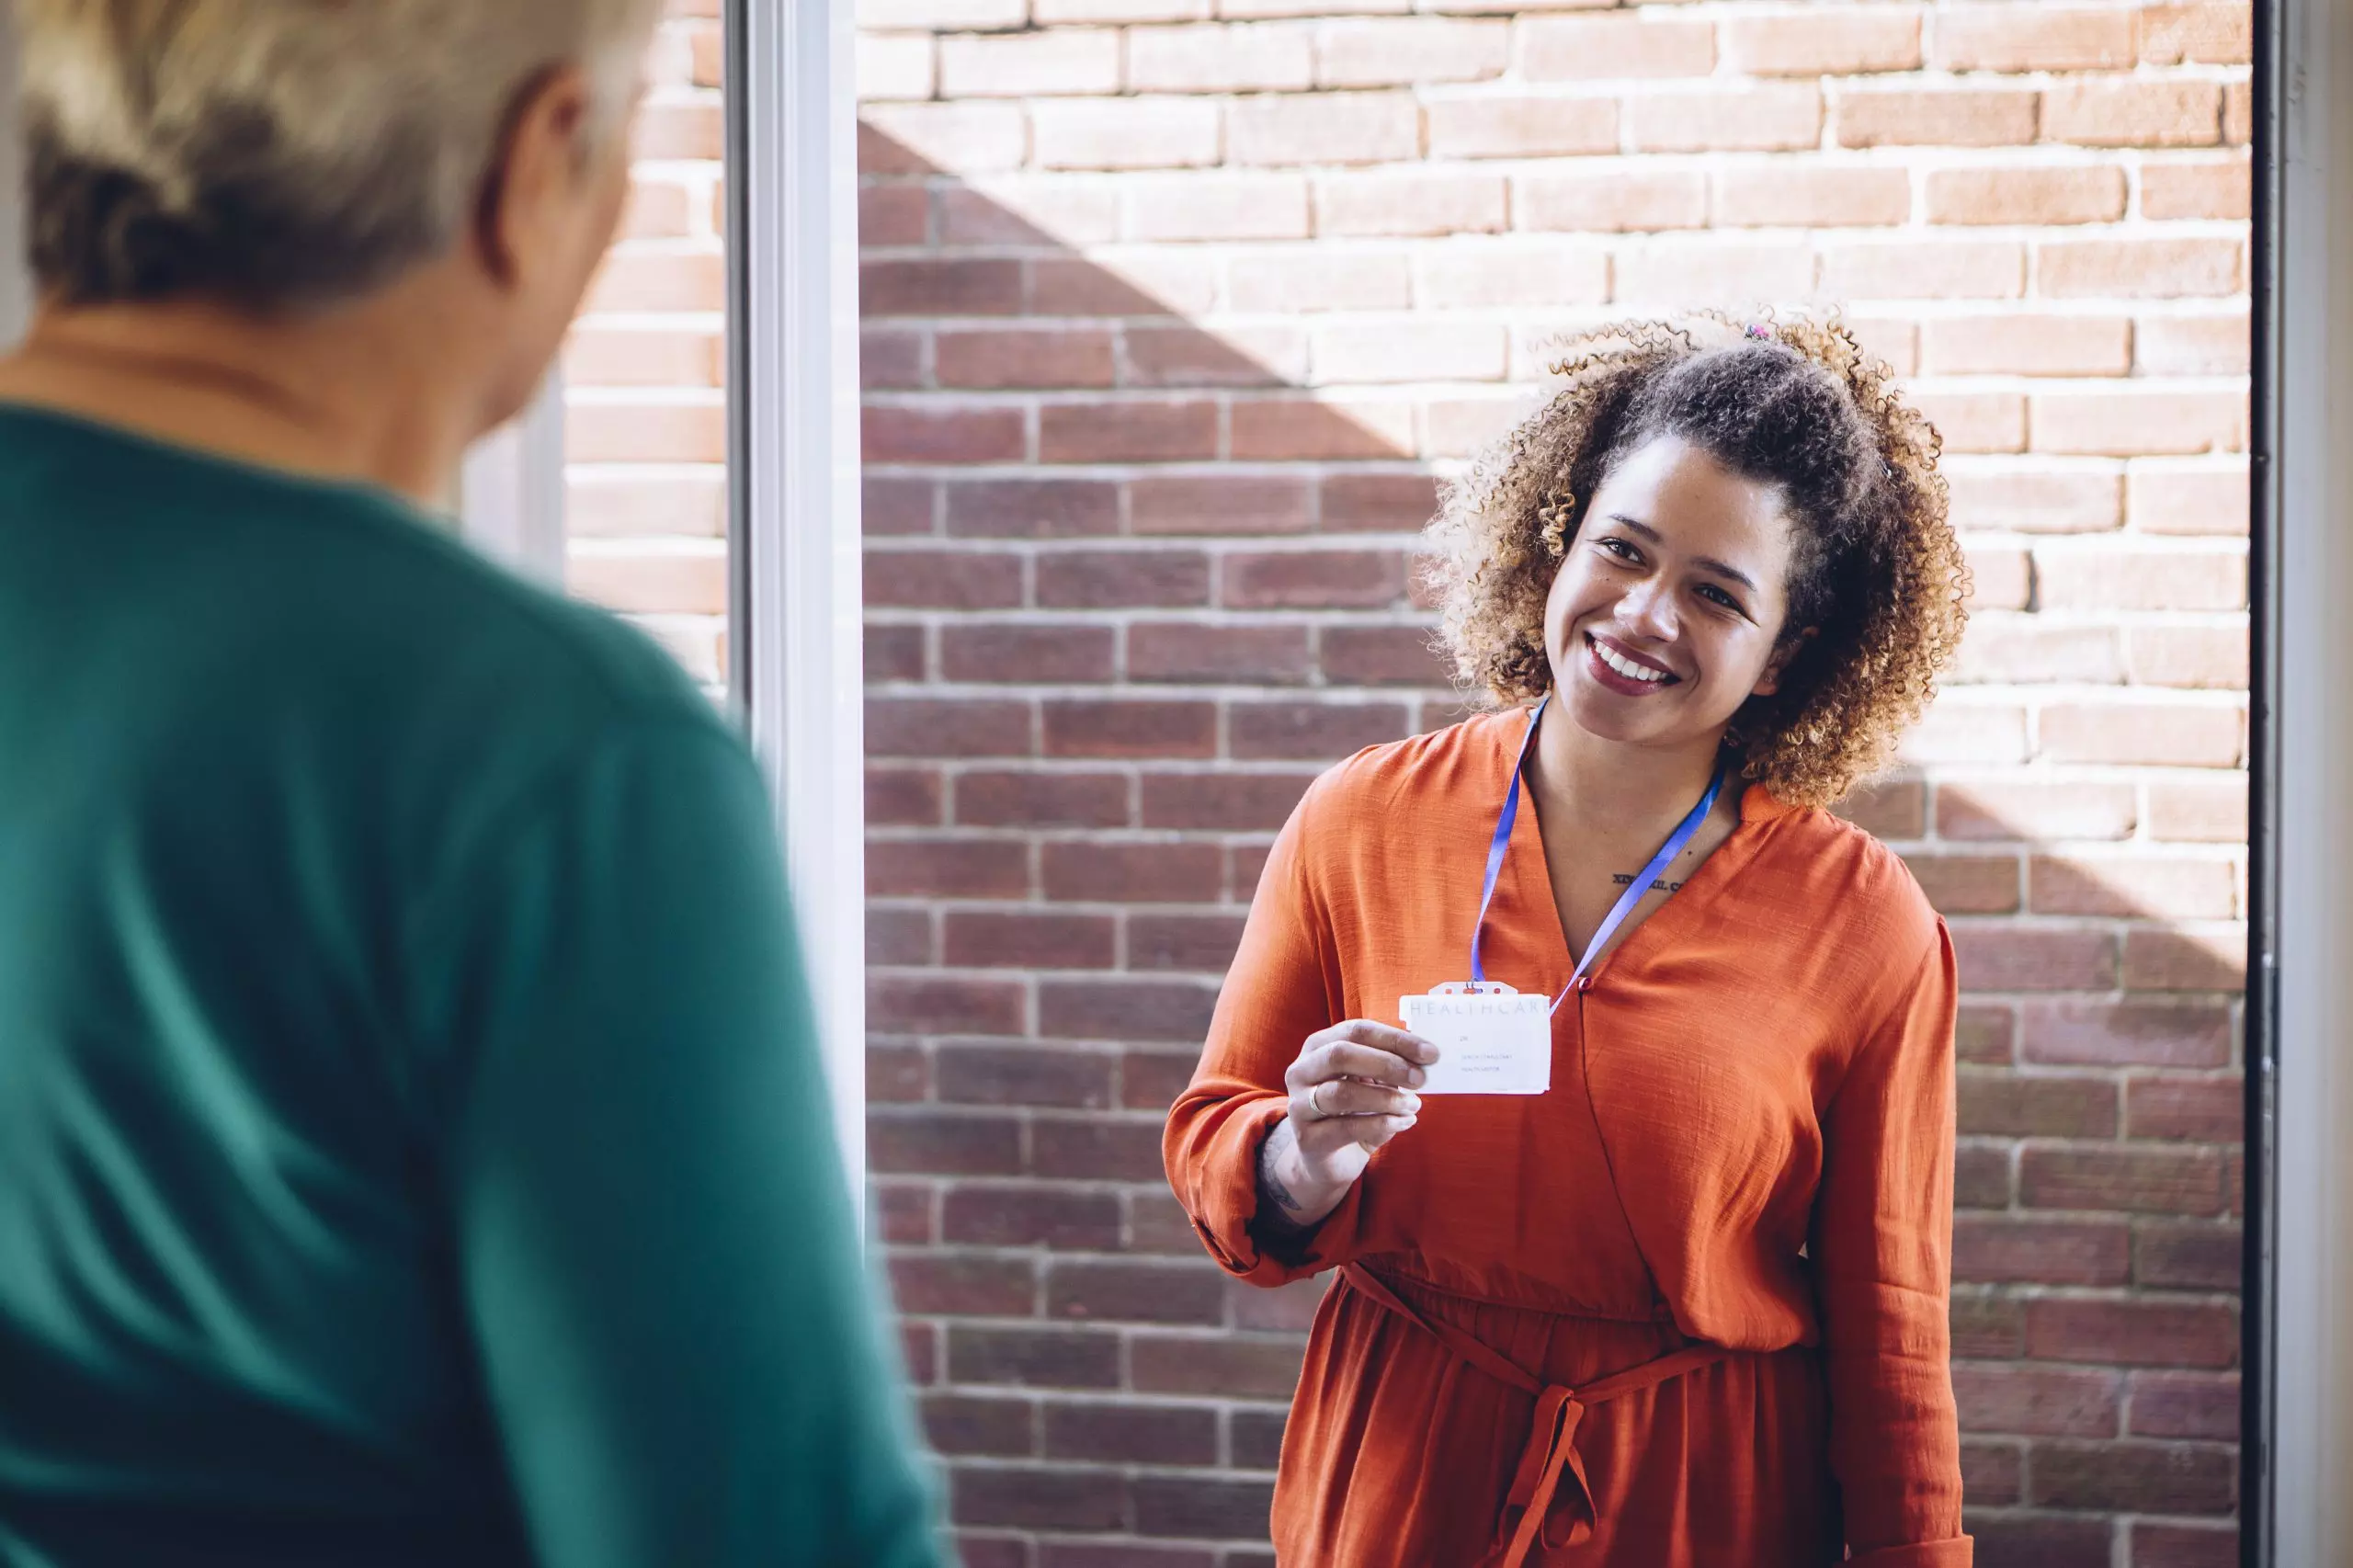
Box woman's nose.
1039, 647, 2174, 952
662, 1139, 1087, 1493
1619, 577, 1677, 638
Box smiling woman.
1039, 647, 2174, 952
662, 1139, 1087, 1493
1165, 313, 1979, 1567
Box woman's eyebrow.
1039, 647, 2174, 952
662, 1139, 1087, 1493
1606, 514, 1759, 592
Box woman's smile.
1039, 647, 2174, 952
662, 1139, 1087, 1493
1584, 631, 1681, 695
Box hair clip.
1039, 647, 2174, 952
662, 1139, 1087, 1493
1537, 489, 1576, 558
1745, 323, 1772, 339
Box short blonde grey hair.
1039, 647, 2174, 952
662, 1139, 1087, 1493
17, 0, 665, 311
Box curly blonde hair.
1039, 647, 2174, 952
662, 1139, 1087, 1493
1424, 313, 1970, 810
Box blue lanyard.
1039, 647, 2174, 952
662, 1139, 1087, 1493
1469, 697, 1729, 1004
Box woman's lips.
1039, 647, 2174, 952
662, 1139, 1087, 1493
1584, 631, 1680, 697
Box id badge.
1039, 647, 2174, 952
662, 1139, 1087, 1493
1399, 983, 1552, 1096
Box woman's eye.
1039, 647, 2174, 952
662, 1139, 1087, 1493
1597, 538, 1641, 562
1697, 584, 1745, 614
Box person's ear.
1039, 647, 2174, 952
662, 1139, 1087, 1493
1753, 626, 1817, 698
471, 64, 598, 292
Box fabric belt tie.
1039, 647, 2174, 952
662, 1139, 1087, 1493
1340, 1263, 1733, 1568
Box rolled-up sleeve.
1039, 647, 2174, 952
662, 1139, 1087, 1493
1163, 779, 1370, 1287
1810, 921, 1972, 1566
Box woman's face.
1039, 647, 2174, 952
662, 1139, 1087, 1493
1542, 433, 1802, 756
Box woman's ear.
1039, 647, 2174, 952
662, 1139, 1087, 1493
1753, 626, 1818, 698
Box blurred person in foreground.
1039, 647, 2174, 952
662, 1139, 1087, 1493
1167, 316, 1973, 1565
0, 4, 938, 1565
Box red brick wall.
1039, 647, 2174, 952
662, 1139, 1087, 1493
580, 1, 2256, 1562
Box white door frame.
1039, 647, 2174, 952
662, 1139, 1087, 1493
2259, 0, 2353, 1557
0, 2, 30, 351
728, 0, 869, 1196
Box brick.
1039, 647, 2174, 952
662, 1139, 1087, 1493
859, 102, 1029, 175
2129, 1373, 2238, 1443
2143, 155, 2254, 222
1952, 1292, 2025, 1358
1043, 699, 1217, 759
1129, 21, 1315, 92
1709, 167, 1910, 229
1952, 1362, 2120, 1437
1609, 240, 1815, 306
2044, 79, 2222, 149
1931, 7, 2134, 72
1922, 312, 2131, 377
1425, 97, 1619, 159
943, 1186, 1125, 1250
858, 32, 936, 100
1042, 840, 1224, 902
1960, 1439, 2022, 1504
940, 176, 1122, 246
938, 30, 1120, 97
945, 481, 1119, 540
1042, 1402, 1220, 1465
2040, 548, 2245, 612
1223, 549, 1404, 608
1835, 776, 1926, 839
1904, 854, 2019, 915
869, 836, 1032, 899
1041, 1549, 1215, 1568
2146, 778, 2248, 844
1230, 1407, 1290, 1468
1229, 252, 1412, 312
1817, 240, 2024, 300
631, 99, 722, 161
1131, 913, 1250, 971
2128, 625, 2250, 690
1314, 171, 1507, 238
953, 1533, 1028, 1568
569, 473, 726, 540
1228, 91, 1420, 166
949, 1324, 1126, 1389
1121, 174, 1314, 243
1926, 166, 2126, 229
1029, 252, 1222, 316
567, 546, 723, 617
870, 1109, 1026, 1176
1031, 97, 1223, 172
2040, 702, 2241, 767
873, 1174, 935, 1234
952, 1465, 1128, 1530
2136, 312, 2251, 377
1039, 977, 1220, 1040
867, 905, 936, 965
2123, 924, 2246, 991
940, 625, 1117, 685
2023, 1000, 2234, 1069
1943, 468, 2123, 535
1130, 474, 1313, 537
1950, 619, 2122, 687
2127, 1075, 2243, 1144
870, 765, 945, 826
1140, 772, 1318, 830
860, 328, 924, 392
1131, 1475, 1279, 1540
937, 329, 1116, 392
859, 184, 929, 248
2140, 4, 2254, 64
1963, 1514, 2110, 1565
957, 770, 1131, 829
1900, 701, 2029, 767
1131, 1334, 1304, 1397
567, 326, 716, 387
869, 968, 1029, 1035
1315, 17, 1507, 85
1316, 624, 1449, 686
1953, 1142, 2013, 1210
863, 405, 1028, 466
1130, 620, 1315, 683
2132, 1521, 2237, 1568
922, 1394, 1035, 1460
1312, 320, 1507, 382
1958, 1074, 2119, 1140
943, 914, 1119, 974
2040, 237, 2242, 300
1949, 926, 2117, 992
2029, 1440, 2234, 1515
1231, 397, 1417, 460
2024, 1145, 2223, 1217
1230, 699, 1411, 760
869, 696, 1035, 756
1048, 1260, 1228, 1324
1915, 392, 2026, 455
563, 401, 723, 464
1513, 167, 1709, 233
1036, 0, 1210, 19
1124, 324, 1304, 386
1040, 402, 1219, 463
1516, 15, 1715, 80
2226, 81, 2253, 144
2025, 1297, 2235, 1368
1835, 87, 2039, 149
2137, 1221, 2243, 1291
1954, 1216, 2131, 1288
863, 479, 937, 540
2129, 464, 2250, 537
890, 1253, 1037, 1316
1721, 10, 1920, 76
1624, 85, 1824, 154
1938, 780, 2134, 843
1034, 1114, 1169, 1178
1320, 472, 1438, 533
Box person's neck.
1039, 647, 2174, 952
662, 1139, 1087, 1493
0, 295, 487, 506
1526, 699, 1731, 841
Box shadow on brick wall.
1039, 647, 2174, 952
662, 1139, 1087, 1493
855, 123, 2245, 1568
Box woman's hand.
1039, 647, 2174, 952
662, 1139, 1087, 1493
1254, 1021, 1438, 1233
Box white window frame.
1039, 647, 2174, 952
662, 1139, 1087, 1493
2260, 0, 2353, 1558
0, 2, 29, 351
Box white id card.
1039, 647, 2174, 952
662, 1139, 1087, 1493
1399, 986, 1552, 1095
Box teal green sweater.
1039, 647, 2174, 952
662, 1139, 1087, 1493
0, 405, 939, 1567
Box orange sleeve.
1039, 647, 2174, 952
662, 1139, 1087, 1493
1162, 780, 1370, 1288
1810, 921, 1972, 1566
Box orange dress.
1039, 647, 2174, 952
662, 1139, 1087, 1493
1164, 712, 1970, 1567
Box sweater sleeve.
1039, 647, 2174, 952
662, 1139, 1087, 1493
1163, 778, 1372, 1287
1809, 920, 1972, 1566
416, 720, 943, 1568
